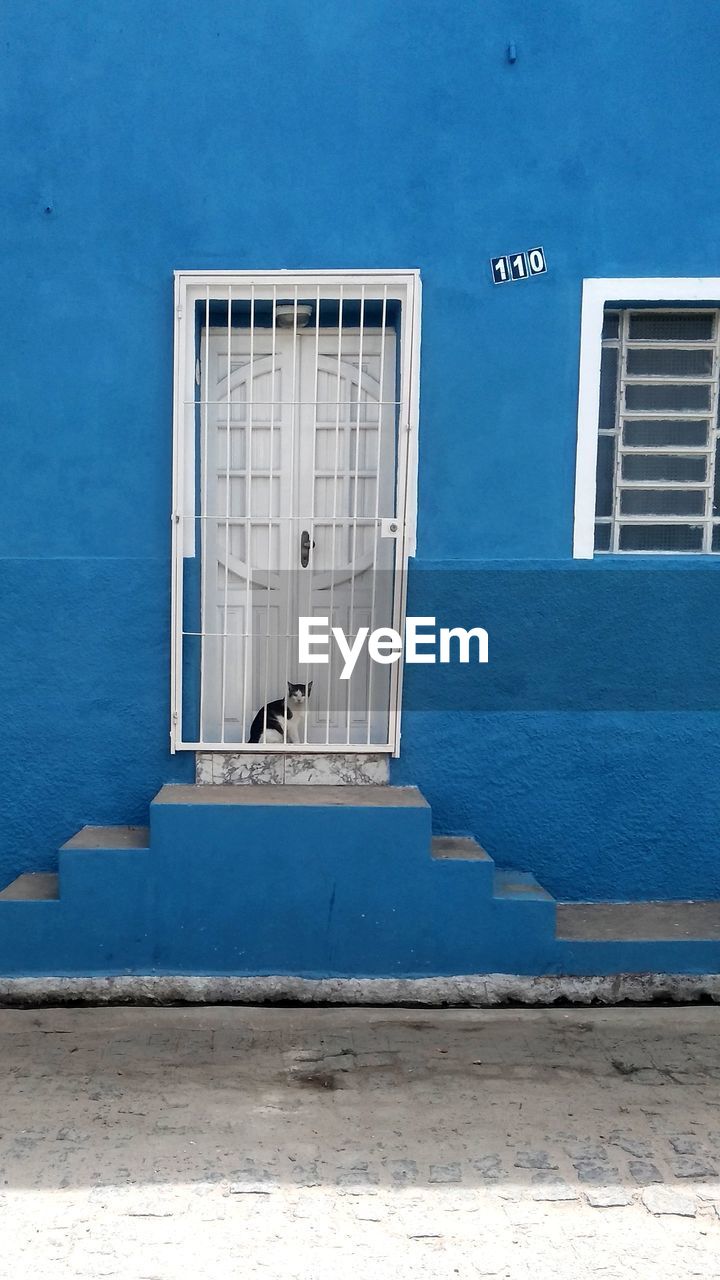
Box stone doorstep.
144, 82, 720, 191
196, 751, 390, 786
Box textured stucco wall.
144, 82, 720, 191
1, 0, 719, 902
394, 563, 720, 899
0, 561, 193, 890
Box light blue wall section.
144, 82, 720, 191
0, 561, 194, 891
1, 0, 719, 909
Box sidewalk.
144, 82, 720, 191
2, 1004, 719, 1278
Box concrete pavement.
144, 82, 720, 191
1, 1004, 720, 1277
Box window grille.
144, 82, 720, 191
594, 308, 720, 553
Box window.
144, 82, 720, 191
595, 309, 720, 553
574, 280, 720, 557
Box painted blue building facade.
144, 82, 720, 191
1, 0, 718, 979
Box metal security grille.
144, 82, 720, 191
171, 271, 421, 753
595, 308, 720, 553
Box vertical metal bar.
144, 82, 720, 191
219, 286, 232, 743
199, 286, 210, 742
283, 287, 299, 743
704, 309, 720, 552
325, 286, 344, 744
170, 275, 185, 751
366, 285, 388, 744
240, 284, 255, 737
388, 276, 420, 756
611, 309, 628, 553
303, 283, 322, 744
593, 322, 618, 557
262, 284, 278, 740
345, 284, 366, 744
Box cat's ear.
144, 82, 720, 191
308, 680, 313, 693
287, 681, 294, 692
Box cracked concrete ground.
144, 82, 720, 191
1, 1006, 720, 1278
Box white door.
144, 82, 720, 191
200, 327, 397, 746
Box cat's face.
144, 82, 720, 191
287, 681, 313, 703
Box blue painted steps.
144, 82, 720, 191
0, 785, 556, 976
0, 784, 717, 978
0, 824, 153, 974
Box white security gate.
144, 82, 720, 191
171, 271, 421, 753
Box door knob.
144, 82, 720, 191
300, 529, 315, 567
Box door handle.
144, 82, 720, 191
300, 529, 315, 568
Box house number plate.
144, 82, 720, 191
491, 247, 547, 284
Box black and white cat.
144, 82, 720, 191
248, 681, 313, 744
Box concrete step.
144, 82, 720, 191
149, 783, 434, 971
153, 784, 426, 808
493, 868, 555, 902
430, 835, 496, 893
59, 826, 151, 902
150, 782, 432, 870
61, 826, 150, 851
0, 873, 59, 901
557, 900, 720, 941
431, 836, 493, 863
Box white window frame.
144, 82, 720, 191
170, 269, 422, 755
574, 277, 720, 558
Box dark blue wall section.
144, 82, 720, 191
394, 710, 720, 903
0, 1, 719, 929
403, 564, 720, 713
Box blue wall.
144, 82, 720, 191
1, 0, 719, 902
